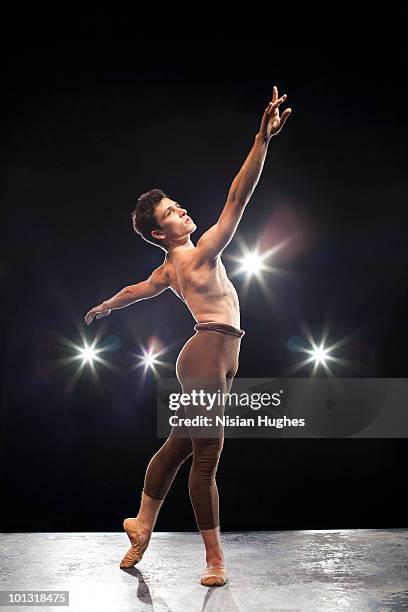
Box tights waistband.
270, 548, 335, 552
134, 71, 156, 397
194, 321, 245, 338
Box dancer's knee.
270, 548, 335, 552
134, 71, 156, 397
194, 438, 224, 462
149, 437, 192, 469
189, 440, 223, 487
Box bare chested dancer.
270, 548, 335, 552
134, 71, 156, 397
84, 85, 291, 586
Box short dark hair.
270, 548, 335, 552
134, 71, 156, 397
131, 188, 168, 249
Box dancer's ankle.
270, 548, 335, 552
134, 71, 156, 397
136, 515, 154, 533
206, 552, 225, 567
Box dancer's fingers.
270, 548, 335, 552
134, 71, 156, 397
96, 310, 109, 320
279, 108, 292, 128
272, 85, 278, 103
84, 311, 95, 325
269, 94, 287, 112
281, 107, 292, 119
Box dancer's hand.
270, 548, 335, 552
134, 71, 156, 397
258, 85, 292, 142
84, 302, 111, 325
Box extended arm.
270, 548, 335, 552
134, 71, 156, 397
107, 265, 170, 308
196, 86, 292, 263
84, 265, 169, 325
229, 132, 271, 206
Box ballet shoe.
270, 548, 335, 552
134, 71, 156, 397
200, 564, 227, 586
120, 517, 145, 569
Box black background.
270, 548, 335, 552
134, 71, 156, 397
1, 43, 407, 531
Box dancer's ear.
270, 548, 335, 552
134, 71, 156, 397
151, 228, 166, 242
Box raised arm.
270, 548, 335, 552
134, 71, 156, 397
196, 85, 292, 263
84, 265, 170, 325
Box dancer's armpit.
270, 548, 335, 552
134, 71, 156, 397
196, 198, 245, 263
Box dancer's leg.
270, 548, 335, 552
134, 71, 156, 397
142, 432, 192, 506
135, 431, 193, 528
176, 328, 242, 578
190, 376, 235, 568
136, 491, 163, 532
190, 428, 225, 566
120, 413, 192, 568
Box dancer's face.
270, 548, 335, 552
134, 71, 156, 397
152, 198, 196, 245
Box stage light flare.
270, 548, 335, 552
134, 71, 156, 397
132, 336, 175, 381
226, 239, 282, 280
47, 327, 119, 396
239, 251, 266, 276
78, 342, 101, 365
287, 318, 360, 377
140, 349, 160, 369
311, 345, 329, 365
296, 339, 335, 375
223, 236, 291, 308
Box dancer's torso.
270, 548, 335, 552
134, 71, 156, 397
163, 251, 241, 328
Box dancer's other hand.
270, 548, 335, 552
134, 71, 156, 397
258, 85, 292, 142
84, 302, 111, 325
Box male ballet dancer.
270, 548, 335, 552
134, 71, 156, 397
84, 85, 291, 586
